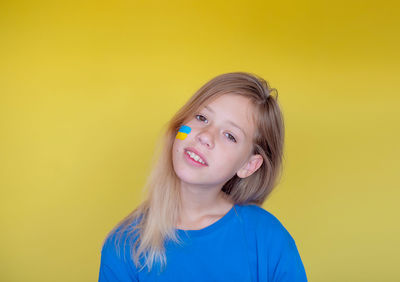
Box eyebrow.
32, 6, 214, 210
204, 105, 247, 137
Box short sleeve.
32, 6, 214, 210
98, 234, 139, 282
268, 234, 307, 282
256, 214, 308, 282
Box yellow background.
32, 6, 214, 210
1, 0, 399, 281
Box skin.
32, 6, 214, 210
172, 93, 264, 230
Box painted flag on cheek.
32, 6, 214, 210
176, 125, 191, 140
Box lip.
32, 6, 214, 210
184, 147, 209, 166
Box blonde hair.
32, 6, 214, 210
103, 72, 285, 273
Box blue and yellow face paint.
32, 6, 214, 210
176, 125, 191, 140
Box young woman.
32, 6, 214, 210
98, 72, 308, 281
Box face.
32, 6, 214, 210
172, 93, 263, 189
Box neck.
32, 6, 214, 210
178, 182, 234, 223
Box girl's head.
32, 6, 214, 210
172, 93, 264, 193
108, 72, 285, 272
166, 71, 285, 204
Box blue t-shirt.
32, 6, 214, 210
99, 204, 307, 281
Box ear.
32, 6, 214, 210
236, 154, 264, 179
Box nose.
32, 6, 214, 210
197, 126, 216, 149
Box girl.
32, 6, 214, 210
98, 72, 307, 281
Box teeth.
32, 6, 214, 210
187, 151, 206, 165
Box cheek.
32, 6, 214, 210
214, 153, 237, 169
221, 151, 247, 170
176, 122, 197, 139
172, 138, 182, 154
171, 139, 181, 159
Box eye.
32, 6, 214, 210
195, 114, 237, 143
195, 114, 208, 123
225, 132, 237, 143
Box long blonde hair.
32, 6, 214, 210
103, 72, 285, 273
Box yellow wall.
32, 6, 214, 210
1, 1, 399, 281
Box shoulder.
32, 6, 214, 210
101, 224, 134, 265
236, 204, 291, 232
101, 214, 143, 267
235, 204, 297, 246
236, 204, 308, 281
101, 217, 141, 259
99, 220, 141, 281
236, 203, 280, 223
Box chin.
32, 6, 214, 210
173, 167, 194, 183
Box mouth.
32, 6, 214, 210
184, 147, 208, 166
